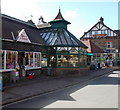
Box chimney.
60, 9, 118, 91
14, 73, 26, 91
100, 17, 104, 24
38, 16, 46, 24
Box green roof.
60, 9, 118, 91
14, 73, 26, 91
40, 28, 88, 48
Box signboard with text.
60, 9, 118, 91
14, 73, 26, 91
93, 34, 107, 37
17, 29, 31, 43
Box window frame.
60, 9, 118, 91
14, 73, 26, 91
0, 50, 42, 72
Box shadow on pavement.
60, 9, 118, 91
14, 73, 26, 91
2, 69, 119, 109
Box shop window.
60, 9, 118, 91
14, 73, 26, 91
49, 55, 56, 67
41, 54, 47, 67
24, 52, 33, 67
30, 52, 34, 67
0, 50, 17, 70
79, 55, 87, 66
6, 51, 16, 69
25, 52, 41, 68
57, 55, 79, 67
1, 50, 41, 71
35, 52, 41, 67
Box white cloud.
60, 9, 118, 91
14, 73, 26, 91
1, 0, 55, 25
1, 0, 43, 22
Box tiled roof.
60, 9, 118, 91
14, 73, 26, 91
2, 14, 46, 45
81, 39, 104, 53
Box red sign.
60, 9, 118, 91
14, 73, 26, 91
17, 29, 31, 43
19, 34, 29, 41
93, 34, 107, 37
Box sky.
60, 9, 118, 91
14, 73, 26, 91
1, 0, 119, 39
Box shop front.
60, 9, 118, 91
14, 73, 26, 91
1, 40, 44, 85
1, 50, 41, 75
47, 46, 87, 68
2, 14, 47, 85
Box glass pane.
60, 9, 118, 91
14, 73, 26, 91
50, 33, 57, 45
25, 52, 34, 68
29, 53, 33, 67
44, 32, 51, 41
71, 38, 78, 45
35, 53, 41, 67
40, 32, 43, 36
79, 55, 87, 66
49, 55, 56, 67
54, 33, 62, 45
47, 32, 54, 44
6, 51, 16, 69
41, 54, 47, 67
57, 55, 79, 67
64, 30, 73, 45
59, 30, 67, 45
41, 32, 47, 39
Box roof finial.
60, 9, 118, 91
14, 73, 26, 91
59, 7, 61, 12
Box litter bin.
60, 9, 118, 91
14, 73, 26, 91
10, 70, 19, 83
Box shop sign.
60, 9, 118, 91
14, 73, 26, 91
17, 29, 31, 43
93, 34, 107, 37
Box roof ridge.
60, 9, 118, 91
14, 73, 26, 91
2, 14, 37, 28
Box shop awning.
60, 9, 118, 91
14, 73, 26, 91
86, 53, 94, 56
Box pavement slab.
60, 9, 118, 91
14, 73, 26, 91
2, 67, 119, 106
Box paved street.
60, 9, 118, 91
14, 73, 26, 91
2, 69, 119, 109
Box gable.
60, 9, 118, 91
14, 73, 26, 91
17, 29, 31, 43
81, 22, 118, 39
